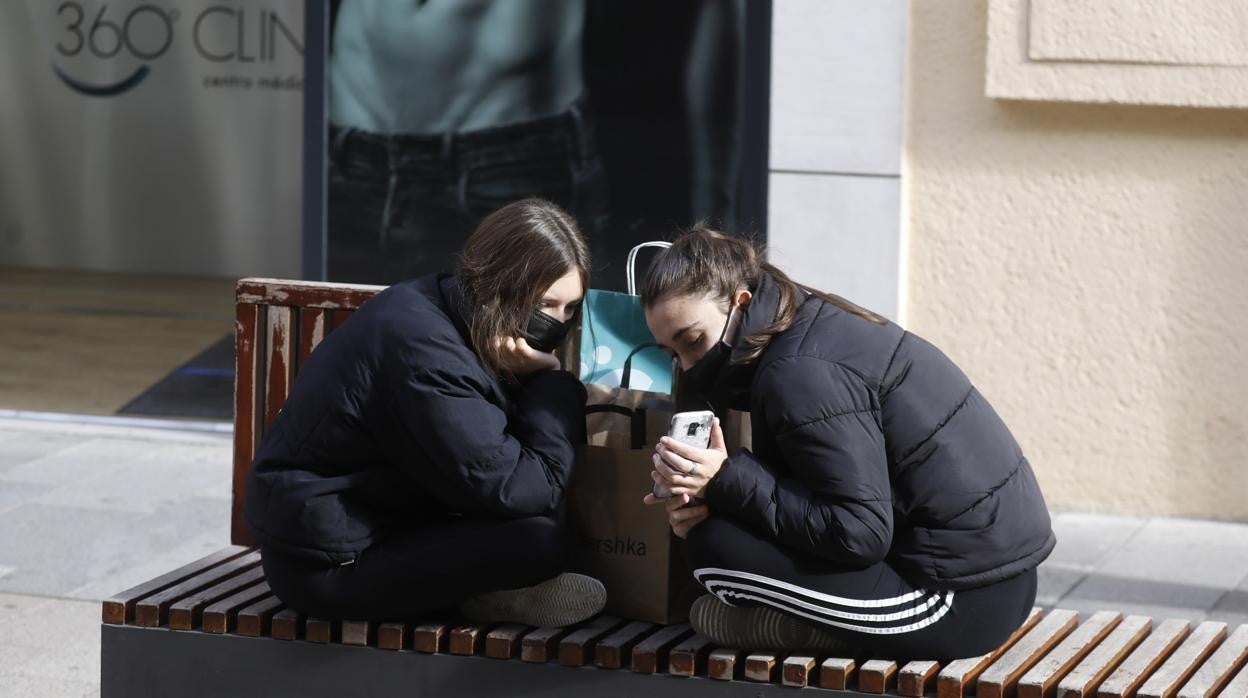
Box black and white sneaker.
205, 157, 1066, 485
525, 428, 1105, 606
459, 573, 607, 627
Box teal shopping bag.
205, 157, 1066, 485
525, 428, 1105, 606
579, 243, 674, 394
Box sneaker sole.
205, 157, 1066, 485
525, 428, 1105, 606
460, 573, 607, 627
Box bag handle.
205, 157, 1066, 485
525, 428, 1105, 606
626, 241, 672, 296
620, 342, 666, 390
584, 404, 648, 449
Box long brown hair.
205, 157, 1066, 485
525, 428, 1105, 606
458, 199, 590, 376
640, 226, 886, 364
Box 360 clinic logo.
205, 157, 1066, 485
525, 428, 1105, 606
52, 2, 303, 97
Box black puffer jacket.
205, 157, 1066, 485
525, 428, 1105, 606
704, 272, 1055, 590
244, 274, 587, 564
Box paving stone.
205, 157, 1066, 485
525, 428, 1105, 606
2, 596, 100, 652
1128, 517, 1248, 552
0, 481, 53, 515
0, 591, 52, 620
1049, 512, 1147, 569
1071, 541, 1248, 611
0, 664, 97, 698
0, 431, 84, 475
67, 529, 230, 601
0, 496, 224, 597
1037, 563, 1089, 607
0, 438, 149, 487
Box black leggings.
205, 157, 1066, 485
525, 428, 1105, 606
260, 516, 567, 621
685, 517, 1037, 662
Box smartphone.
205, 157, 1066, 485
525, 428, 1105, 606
652, 410, 715, 499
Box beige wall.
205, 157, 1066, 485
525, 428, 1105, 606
903, 0, 1248, 520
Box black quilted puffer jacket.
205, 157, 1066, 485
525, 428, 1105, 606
703, 272, 1055, 590
244, 274, 586, 564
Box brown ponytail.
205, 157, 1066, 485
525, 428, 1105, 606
640, 226, 885, 364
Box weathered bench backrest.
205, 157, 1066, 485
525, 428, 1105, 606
231, 278, 384, 545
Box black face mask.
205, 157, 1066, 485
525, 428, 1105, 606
523, 309, 572, 353
676, 305, 736, 412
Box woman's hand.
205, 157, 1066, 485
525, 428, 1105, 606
642, 491, 709, 539
651, 418, 727, 499
496, 336, 561, 376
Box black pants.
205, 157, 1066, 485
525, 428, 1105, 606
686, 517, 1038, 662
261, 516, 567, 621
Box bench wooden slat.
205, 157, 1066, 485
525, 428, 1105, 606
1054, 615, 1152, 698
1177, 624, 1248, 698
521, 625, 575, 663
202, 581, 272, 634
102, 545, 251, 624
1098, 618, 1192, 698
484, 625, 530, 659
900, 660, 942, 697
134, 551, 262, 627
939, 608, 1044, 698
298, 307, 327, 368
559, 616, 624, 667
1019, 611, 1124, 698
236, 278, 381, 310
978, 609, 1080, 698
341, 620, 373, 647
270, 608, 304, 641
783, 656, 818, 688
450, 624, 490, 656
630, 622, 693, 674
235, 595, 284, 637
1217, 661, 1248, 698
820, 658, 858, 690
413, 622, 452, 654
709, 649, 745, 681
669, 634, 715, 677
594, 621, 656, 670
744, 653, 781, 683
264, 306, 295, 429
232, 300, 262, 546
377, 622, 410, 651
305, 617, 338, 644
861, 659, 900, 694
1137, 621, 1229, 698
168, 566, 267, 630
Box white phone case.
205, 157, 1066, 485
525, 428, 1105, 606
652, 410, 715, 498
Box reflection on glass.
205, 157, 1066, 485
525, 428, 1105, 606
325, 0, 755, 288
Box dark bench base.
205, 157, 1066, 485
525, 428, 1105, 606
101, 624, 832, 698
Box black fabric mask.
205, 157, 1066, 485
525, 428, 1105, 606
523, 309, 572, 353
676, 305, 736, 412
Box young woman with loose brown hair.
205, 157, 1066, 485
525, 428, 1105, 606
642, 227, 1054, 661
245, 198, 606, 626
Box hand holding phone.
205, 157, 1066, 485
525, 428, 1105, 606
652, 410, 714, 499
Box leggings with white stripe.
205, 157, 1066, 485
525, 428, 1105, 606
685, 516, 1037, 662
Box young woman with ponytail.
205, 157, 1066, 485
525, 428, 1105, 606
641, 227, 1054, 661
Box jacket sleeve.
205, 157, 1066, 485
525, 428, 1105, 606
704, 356, 893, 564
393, 354, 587, 518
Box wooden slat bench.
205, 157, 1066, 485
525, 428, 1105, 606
100, 278, 1248, 697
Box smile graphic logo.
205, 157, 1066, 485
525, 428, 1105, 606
54, 63, 151, 96
51, 3, 176, 97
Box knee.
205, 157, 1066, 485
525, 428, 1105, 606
683, 516, 745, 570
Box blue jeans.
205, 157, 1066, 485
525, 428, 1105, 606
327, 97, 609, 283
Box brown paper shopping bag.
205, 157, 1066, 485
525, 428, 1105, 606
566, 384, 751, 624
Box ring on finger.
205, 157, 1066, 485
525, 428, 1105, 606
687, 460, 700, 476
